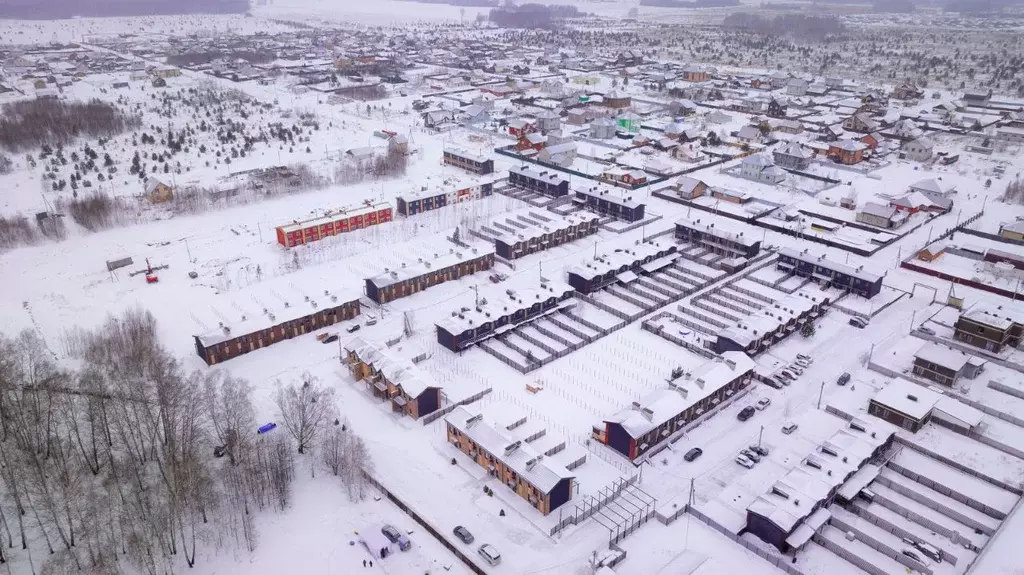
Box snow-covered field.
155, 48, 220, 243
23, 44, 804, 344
4, 6, 1024, 575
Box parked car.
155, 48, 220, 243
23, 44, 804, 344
749, 445, 769, 457
453, 525, 474, 544
901, 549, 923, 563
918, 326, 936, 336
755, 397, 771, 411
764, 377, 783, 390
780, 369, 798, 381
737, 406, 756, 421
684, 447, 703, 462
788, 365, 804, 375
772, 375, 790, 388
257, 422, 277, 434
740, 449, 761, 463
837, 372, 852, 386
782, 422, 799, 435
849, 317, 868, 329
365, 318, 378, 326
796, 353, 813, 363
322, 334, 339, 344
381, 524, 411, 551
346, 324, 361, 333
794, 358, 811, 368
735, 455, 755, 469
478, 544, 501, 566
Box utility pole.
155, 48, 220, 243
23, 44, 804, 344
758, 425, 764, 449
817, 380, 826, 410
184, 239, 193, 263
910, 309, 917, 333
473, 284, 479, 307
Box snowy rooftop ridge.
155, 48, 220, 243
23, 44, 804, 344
277, 200, 392, 234
604, 351, 755, 439
778, 246, 883, 283
445, 405, 573, 494
343, 337, 440, 398
960, 301, 1024, 330
747, 414, 894, 535
366, 242, 495, 289
568, 239, 678, 281
436, 279, 575, 335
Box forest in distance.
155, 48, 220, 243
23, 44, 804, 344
0, 0, 249, 19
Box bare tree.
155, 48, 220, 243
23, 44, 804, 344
275, 373, 337, 454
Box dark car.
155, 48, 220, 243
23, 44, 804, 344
837, 372, 851, 386
737, 406, 756, 421
684, 447, 703, 462
749, 445, 769, 457
453, 525, 474, 544
849, 317, 867, 329
322, 334, 339, 344
346, 324, 361, 333
381, 524, 411, 551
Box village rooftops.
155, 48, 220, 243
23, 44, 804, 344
860, 202, 900, 219
871, 377, 941, 421
675, 217, 760, 248
194, 280, 361, 348
909, 178, 956, 197
778, 247, 882, 284
831, 140, 868, 152
446, 405, 574, 494
568, 240, 678, 282
892, 191, 952, 211
436, 280, 575, 336
573, 184, 643, 209
343, 337, 440, 398
490, 212, 598, 246
510, 164, 569, 186
277, 201, 392, 234
914, 341, 971, 373
747, 416, 894, 534
604, 352, 755, 439
367, 244, 495, 289
716, 287, 824, 347
961, 302, 1024, 330
777, 142, 812, 159
401, 172, 500, 202
444, 146, 489, 164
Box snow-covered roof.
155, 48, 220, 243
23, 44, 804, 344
444, 146, 488, 164
716, 287, 824, 347
568, 240, 677, 281
776, 142, 812, 159
676, 217, 760, 248
891, 191, 952, 211
437, 280, 575, 337
343, 337, 440, 398
909, 178, 956, 197
741, 153, 772, 167
446, 405, 574, 494
960, 303, 1024, 330
859, 202, 898, 220
366, 244, 494, 289
277, 201, 392, 234
914, 342, 971, 373
871, 377, 940, 420
778, 247, 883, 284
573, 184, 643, 209
736, 125, 761, 140
747, 416, 893, 534
673, 175, 706, 195
510, 164, 569, 186
605, 352, 755, 439
830, 139, 868, 152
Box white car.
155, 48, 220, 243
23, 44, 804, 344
478, 544, 501, 566
780, 369, 798, 381
796, 354, 813, 363
756, 397, 771, 410
735, 455, 755, 469
794, 358, 811, 368
788, 365, 804, 376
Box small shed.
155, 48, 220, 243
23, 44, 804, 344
145, 178, 174, 203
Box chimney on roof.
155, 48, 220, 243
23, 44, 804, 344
631, 401, 641, 410
640, 407, 654, 421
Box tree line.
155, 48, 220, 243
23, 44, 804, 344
0, 309, 373, 574
0, 99, 141, 153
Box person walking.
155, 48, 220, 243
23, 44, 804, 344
363, 559, 367, 568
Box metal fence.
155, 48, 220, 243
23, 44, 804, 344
812, 531, 890, 575
893, 429, 1024, 496
845, 501, 960, 565
421, 387, 492, 426
828, 510, 932, 574
687, 505, 810, 575
885, 459, 1009, 521
361, 472, 489, 575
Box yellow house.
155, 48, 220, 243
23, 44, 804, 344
999, 221, 1024, 241
145, 178, 174, 203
